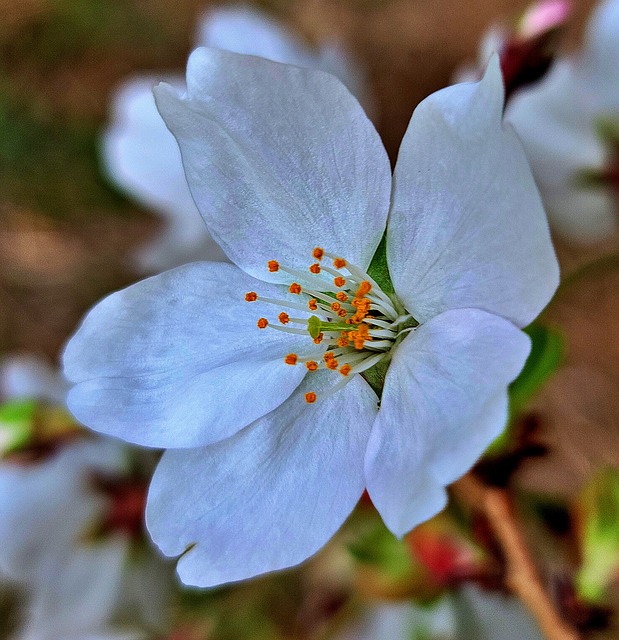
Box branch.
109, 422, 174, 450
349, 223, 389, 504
454, 474, 580, 640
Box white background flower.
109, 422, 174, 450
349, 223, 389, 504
0, 356, 172, 639
64, 49, 558, 587
506, 0, 619, 244
102, 6, 367, 273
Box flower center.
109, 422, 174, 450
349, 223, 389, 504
245, 248, 416, 403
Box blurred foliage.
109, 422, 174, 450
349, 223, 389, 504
0, 84, 129, 221
576, 467, 619, 604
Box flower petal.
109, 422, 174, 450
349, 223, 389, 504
365, 308, 530, 537
154, 47, 390, 282
507, 61, 616, 243
0, 354, 67, 404
146, 372, 378, 586
197, 6, 319, 66
64, 262, 312, 449
580, 0, 619, 110
102, 77, 227, 273
22, 539, 129, 639
0, 439, 126, 581
196, 7, 369, 109
388, 56, 558, 328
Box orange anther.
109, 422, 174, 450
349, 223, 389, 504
336, 292, 348, 302
285, 354, 298, 365
337, 309, 348, 318
305, 392, 317, 404
312, 247, 324, 260
330, 302, 341, 311
308, 299, 318, 311
257, 318, 268, 329
354, 338, 365, 350
356, 281, 372, 296
334, 276, 346, 288
313, 333, 324, 344
323, 352, 335, 361
289, 283, 302, 294
245, 292, 258, 302
326, 359, 339, 370
278, 312, 290, 324
309, 263, 321, 274
306, 361, 318, 371
333, 258, 346, 269
337, 335, 349, 348
268, 260, 280, 272
340, 364, 352, 376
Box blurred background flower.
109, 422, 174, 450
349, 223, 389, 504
2, 0, 619, 638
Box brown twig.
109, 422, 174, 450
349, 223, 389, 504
454, 474, 580, 640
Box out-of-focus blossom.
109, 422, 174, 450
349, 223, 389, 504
456, 0, 571, 101
103, 6, 368, 273
334, 585, 543, 640
507, 0, 619, 244
0, 356, 172, 639
64, 50, 558, 587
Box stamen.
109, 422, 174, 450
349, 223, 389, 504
306, 361, 318, 371
325, 359, 339, 370
308, 299, 318, 311
340, 364, 352, 376
284, 354, 298, 365
257, 318, 268, 329
334, 276, 346, 288
245, 292, 257, 302
330, 302, 341, 311
309, 263, 321, 274
305, 392, 317, 404
278, 312, 290, 325
333, 258, 347, 269
268, 260, 280, 272
313, 333, 324, 344
289, 283, 302, 294
356, 281, 372, 296
312, 247, 324, 260
336, 292, 348, 302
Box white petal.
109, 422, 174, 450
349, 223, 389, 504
0, 355, 67, 404
0, 439, 127, 582
154, 47, 390, 282
365, 309, 530, 537
335, 599, 456, 640
64, 262, 312, 449
580, 0, 619, 110
456, 584, 543, 640
388, 56, 558, 328
146, 372, 378, 587
21, 539, 129, 639
102, 77, 227, 272
197, 6, 318, 66
506, 60, 615, 243
196, 7, 369, 112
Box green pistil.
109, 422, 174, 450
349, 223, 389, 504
307, 315, 354, 338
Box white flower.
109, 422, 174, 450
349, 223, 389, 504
0, 356, 172, 639
506, 0, 619, 244
64, 49, 558, 587
334, 586, 543, 640
103, 6, 367, 273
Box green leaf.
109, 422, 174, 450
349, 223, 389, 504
0, 399, 37, 456
509, 322, 563, 420
485, 322, 563, 456
576, 467, 619, 603
367, 234, 394, 294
